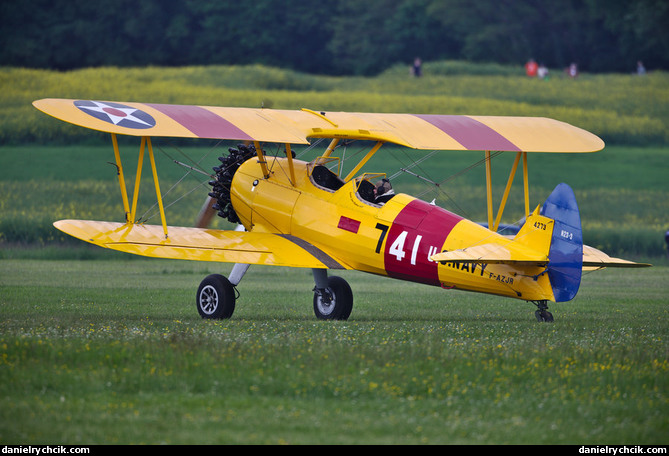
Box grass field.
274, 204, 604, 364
1, 62, 668, 444
0, 258, 667, 444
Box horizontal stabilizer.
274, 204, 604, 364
582, 245, 651, 269
54, 220, 348, 270
430, 243, 650, 270
429, 243, 548, 266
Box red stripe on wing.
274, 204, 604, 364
414, 114, 521, 151
147, 104, 254, 140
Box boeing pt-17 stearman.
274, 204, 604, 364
33, 99, 649, 322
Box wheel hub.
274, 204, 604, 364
315, 288, 335, 316
199, 285, 219, 315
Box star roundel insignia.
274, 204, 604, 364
74, 100, 156, 129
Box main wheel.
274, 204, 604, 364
197, 274, 236, 319
313, 276, 353, 320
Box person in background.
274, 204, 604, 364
411, 57, 422, 77
525, 59, 538, 77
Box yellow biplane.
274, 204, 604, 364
33, 99, 649, 322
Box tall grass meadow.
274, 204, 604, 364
1, 63, 668, 145
1, 62, 667, 257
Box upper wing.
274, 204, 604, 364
54, 220, 348, 270
33, 98, 604, 153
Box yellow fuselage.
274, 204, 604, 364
231, 157, 555, 302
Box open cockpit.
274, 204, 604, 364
307, 158, 394, 207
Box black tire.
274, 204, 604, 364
196, 274, 236, 319
313, 276, 353, 320
535, 309, 554, 323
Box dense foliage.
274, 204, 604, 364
1, 0, 668, 75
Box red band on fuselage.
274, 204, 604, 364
384, 199, 463, 285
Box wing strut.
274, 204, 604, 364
344, 141, 384, 181
285, 143, 296, 186
129, 137, 147, 224
522, 151, 530, 216
323, 138, 340, 158
484, 150, 531, 232
147, 137, 168, 238
485, 151, 494, 229
254, 141, 270, 179
111, 133, 131, 221
314, 138, 340, 167
109, 134, 169, 239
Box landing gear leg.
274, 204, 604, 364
532, 300, 554, 322
229, 263, 250, 286
312, 269, 353, 320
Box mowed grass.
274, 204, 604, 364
0, 257, 667, 444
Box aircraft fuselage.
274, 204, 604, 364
230, 157, 554, 302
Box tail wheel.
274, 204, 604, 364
535, 310, 554, 322
313, 276, 353, 320
532, 300, 554, 322
197, 274, 236, 319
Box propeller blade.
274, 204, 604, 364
195, 196, 216, 228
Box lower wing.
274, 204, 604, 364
54, 220, 348, 270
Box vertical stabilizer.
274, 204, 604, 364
540, 183, 583, 301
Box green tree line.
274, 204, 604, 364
1, 0, 667, 75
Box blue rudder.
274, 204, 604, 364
540, 183, 583, 302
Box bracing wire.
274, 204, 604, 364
136, 140, 220, 223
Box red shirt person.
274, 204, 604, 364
525, 59, 538, 77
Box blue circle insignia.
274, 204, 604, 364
75, 100, 156, 129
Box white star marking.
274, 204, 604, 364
79, 101, 153, 127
